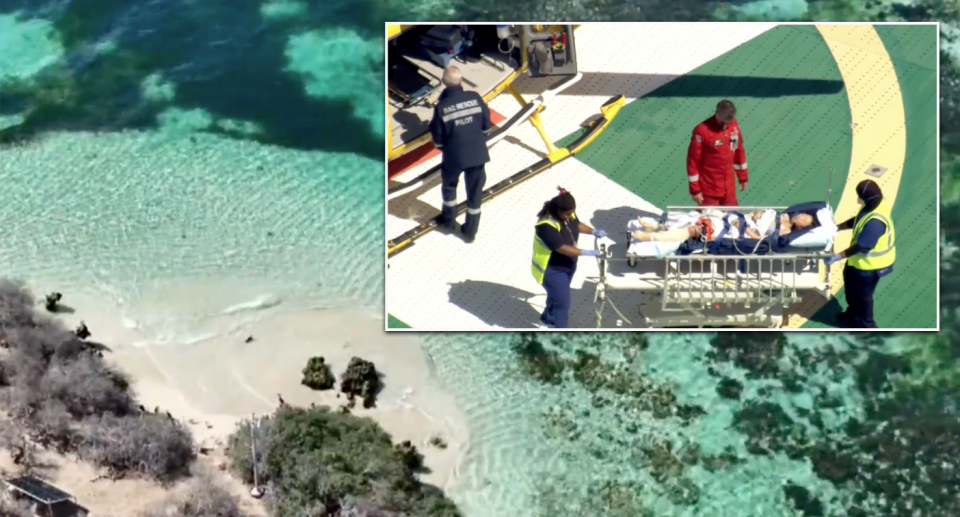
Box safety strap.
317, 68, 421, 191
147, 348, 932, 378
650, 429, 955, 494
707, 216, 731, 253
768, 213, 782, 247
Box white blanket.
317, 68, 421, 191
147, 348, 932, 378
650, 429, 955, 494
625, 205, 838, 257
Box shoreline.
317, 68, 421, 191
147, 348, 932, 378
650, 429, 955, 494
3, 287, 470, 514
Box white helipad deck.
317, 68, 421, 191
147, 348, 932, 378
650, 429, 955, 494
386, 24, 783, 330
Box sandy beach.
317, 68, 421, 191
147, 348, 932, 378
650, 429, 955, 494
1, 285, 469, 516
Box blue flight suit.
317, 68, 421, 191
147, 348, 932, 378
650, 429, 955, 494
428, 84, 492, 238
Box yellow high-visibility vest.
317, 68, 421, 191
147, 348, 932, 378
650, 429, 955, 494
531, 213, 576, 284
847, 199, 896, 270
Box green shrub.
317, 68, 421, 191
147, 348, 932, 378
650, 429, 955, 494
227, 406, 461, 517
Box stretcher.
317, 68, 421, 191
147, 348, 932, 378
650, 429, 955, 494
591, 202, 837, 328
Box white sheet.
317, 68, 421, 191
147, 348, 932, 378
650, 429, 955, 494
786, 205, 837, 249
625, 205, 838, 257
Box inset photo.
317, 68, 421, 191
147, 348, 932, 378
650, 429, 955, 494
386, 23, 939, 331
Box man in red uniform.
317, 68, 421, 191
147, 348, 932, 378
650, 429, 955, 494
686, 100, 748, 206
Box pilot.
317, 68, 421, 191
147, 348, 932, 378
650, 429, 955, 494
429, 66, 493, 243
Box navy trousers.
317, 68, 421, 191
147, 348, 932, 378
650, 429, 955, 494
841, 265, 884, 328
541, 264, 576, 328
440, 164, 486, 237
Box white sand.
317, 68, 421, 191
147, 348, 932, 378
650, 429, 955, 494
2, 285, 469, 516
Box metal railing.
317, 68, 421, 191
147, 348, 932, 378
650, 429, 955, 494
659, 253, 828, 312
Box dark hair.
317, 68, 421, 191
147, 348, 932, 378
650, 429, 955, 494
715, 100, 736, 120
537, 187, 576, 219
856, 179, 883, 211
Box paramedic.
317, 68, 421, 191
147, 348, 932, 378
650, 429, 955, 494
686, 100, 748, 207
531, 188, 607, 328
429, 66, 493, 243
824, 180, 895, 328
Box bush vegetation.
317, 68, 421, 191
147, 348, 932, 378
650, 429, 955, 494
0, 280, 195, 482
0, 496, 34, 517
301, 356, 336, 391
139, 474, 245, 517
227, 405, 460, 517
0, 281, 466, 515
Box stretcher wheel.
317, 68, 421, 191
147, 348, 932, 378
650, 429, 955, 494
628, 257, 637, 268
598, 289, 605, 301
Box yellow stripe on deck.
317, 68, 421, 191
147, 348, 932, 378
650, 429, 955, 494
785, 25, 906, 329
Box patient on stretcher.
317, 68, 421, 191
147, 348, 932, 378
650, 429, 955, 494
632, 211, 814, 242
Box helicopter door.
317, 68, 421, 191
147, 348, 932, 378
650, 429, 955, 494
520, 25, 578, 77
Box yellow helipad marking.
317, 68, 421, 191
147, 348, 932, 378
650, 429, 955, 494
786, 25, 906, 329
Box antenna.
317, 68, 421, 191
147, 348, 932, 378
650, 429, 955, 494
828, 167, 834, 207
250, 413, 265, 498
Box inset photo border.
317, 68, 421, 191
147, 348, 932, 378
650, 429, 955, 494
385, 22, 940, 332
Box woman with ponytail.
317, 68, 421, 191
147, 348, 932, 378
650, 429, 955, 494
825, 179, 896, 328
531, 187, 607, 328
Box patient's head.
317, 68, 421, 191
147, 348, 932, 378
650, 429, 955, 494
751, 210, 765, 222
780, 212, 814, 230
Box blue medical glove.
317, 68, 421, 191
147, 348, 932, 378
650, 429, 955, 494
581, 249, 600, 257
824, 254, 842, 266
592, 228, 607, 238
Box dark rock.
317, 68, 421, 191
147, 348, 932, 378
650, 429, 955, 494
846, 505, 868, 517
642, 441, 684, 482
665, 477, 700, 506
301, 356, 335, 391
395, 440, 424, 471
809, 412, 824, 430
734, 401, 807, 456
707, 332, 787, 378
512, 334, 565, 384
856, 351, 911, 394
781, 372, 804, 393
808, 445, 859, 484
676, 404, 706, 421
701, 448, 742, 472
74, 321, 91, 340
44, 292, 62, 312
677, 443, 702, 466
340, 356, 383, 408
716, 377, 743, 399
783, 482, 824, 516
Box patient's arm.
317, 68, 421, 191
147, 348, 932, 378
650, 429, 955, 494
778, 224, 793, 236
745, 227, 763, 239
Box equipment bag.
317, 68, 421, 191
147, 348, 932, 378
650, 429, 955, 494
528, 40, 554, 74
420, 26, 466, 68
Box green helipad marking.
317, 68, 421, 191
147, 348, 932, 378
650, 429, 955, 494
805, 25, 938, 329
561, 25, 851, 210
388, 314, 412, 328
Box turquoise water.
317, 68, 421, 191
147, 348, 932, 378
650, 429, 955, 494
0, 5, 384, 327
2, 3, 957, 517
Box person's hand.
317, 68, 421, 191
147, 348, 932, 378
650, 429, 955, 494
740, 181, 748, 192
824, 254, 842, 266
692, 193, 704, 204
581, 249, 600, 257
592, 228, 607, 238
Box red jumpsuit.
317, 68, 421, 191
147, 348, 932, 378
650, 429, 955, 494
686, 116, 748, 206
